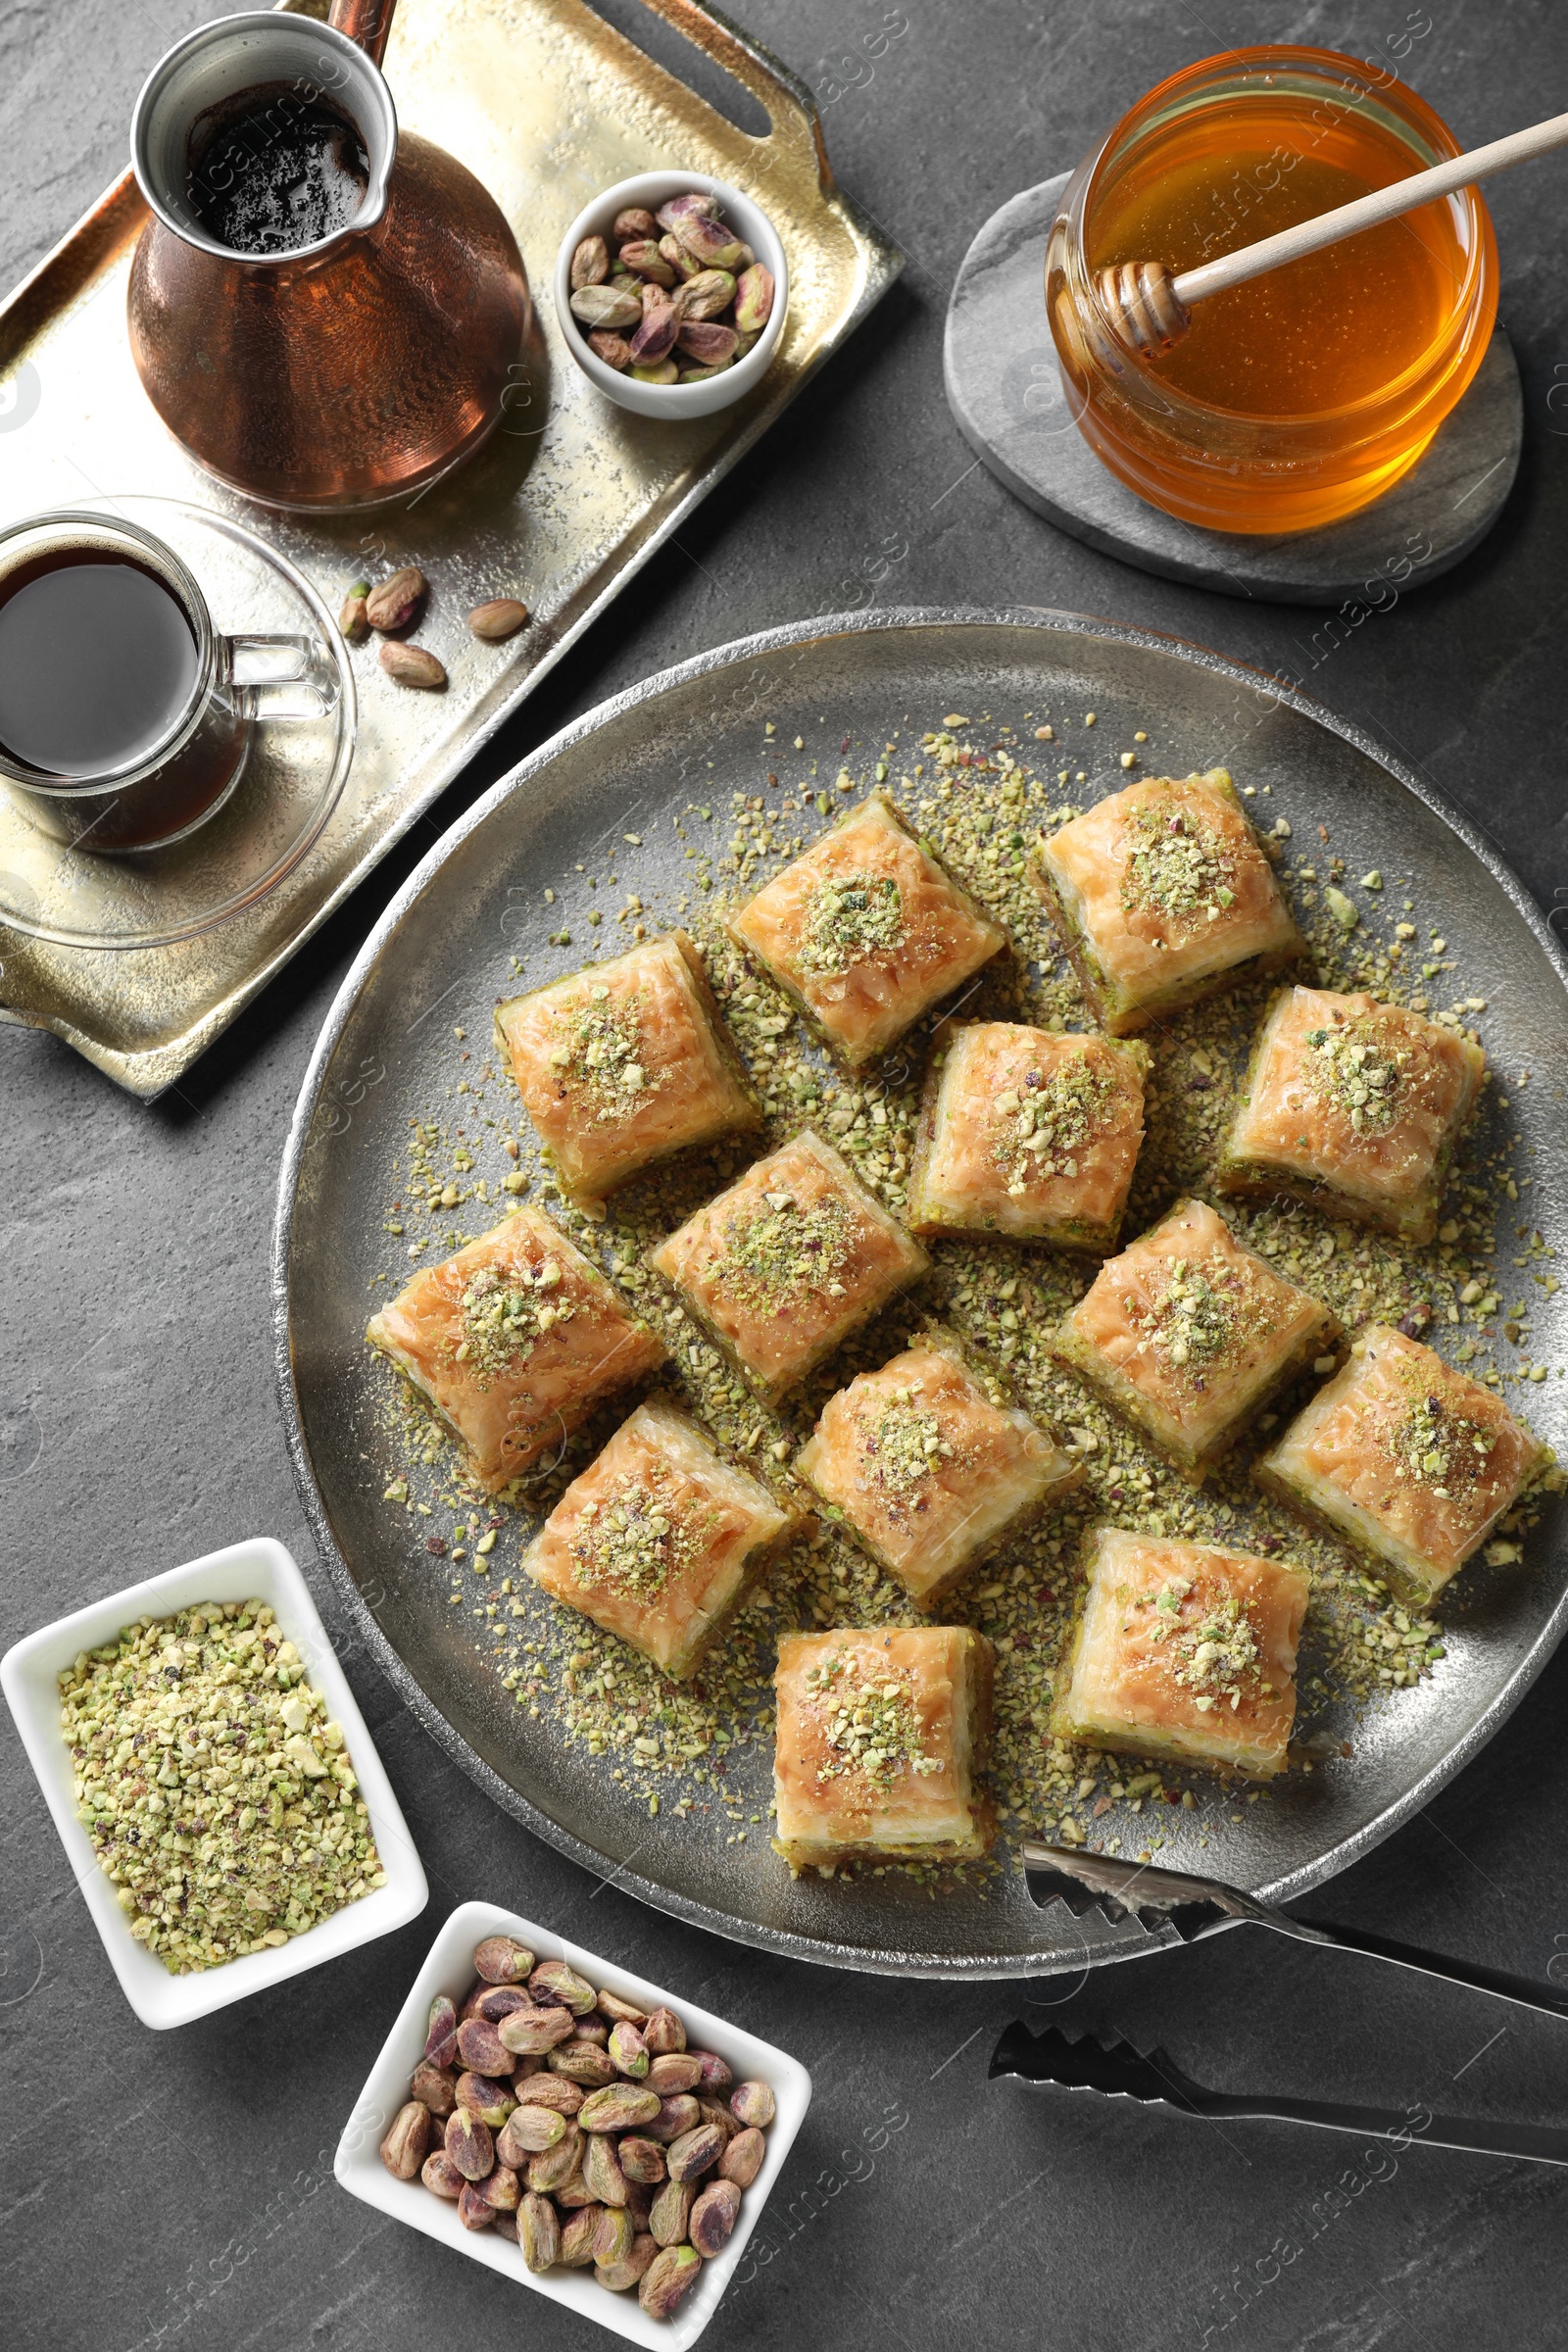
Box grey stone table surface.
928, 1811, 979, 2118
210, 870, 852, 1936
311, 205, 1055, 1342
5, 5, 1568, 2349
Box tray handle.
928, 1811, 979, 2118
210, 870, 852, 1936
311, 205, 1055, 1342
630, 0, 837, 193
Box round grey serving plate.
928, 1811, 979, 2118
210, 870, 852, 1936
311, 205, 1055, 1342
944, 174, 1523, 606
273, 608, 1568, 1981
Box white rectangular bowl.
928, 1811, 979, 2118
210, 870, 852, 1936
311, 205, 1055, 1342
0, 1535, 427, 2028
335, 1898, 812, 2347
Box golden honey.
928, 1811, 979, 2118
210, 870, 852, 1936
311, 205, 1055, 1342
1048, 50, 1498, 535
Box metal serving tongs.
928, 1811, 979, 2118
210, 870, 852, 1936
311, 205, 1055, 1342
1021, 1839, 1568, 2027
989, 2022, 1568, 2168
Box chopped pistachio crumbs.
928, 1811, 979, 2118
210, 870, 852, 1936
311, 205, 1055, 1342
1388, 1390, 1496, 1502
1130, 1574, 1268, 1714
551, 984, 663, 1123
804, 1649, 943, 1788
801, 869, 906, 974
1120, 795, 1237, 927
456, 1256, 574, 1382
61, 1600, 383, 1974
992, 1054, 1115, 1191
861, 1390, 952, 1494
1130, 1252, 1276, 1380
719, 1190, 857, 1313
1304, 1011, 1407, 1135
368, 701, 1562, 1877
574, 1470, 708, 1598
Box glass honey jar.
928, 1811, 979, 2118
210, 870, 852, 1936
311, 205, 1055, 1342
1047, 47, 1498, 534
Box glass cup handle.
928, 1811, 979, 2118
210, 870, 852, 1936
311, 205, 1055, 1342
222, 632, 340, 722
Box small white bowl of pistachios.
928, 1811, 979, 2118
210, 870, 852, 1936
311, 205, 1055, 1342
0, 1535, 426, 2029
336, 1899, 811, 2345
554, 170, 788, 419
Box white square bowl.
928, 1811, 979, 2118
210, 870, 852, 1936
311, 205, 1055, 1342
335, 1899, 811, 2348
0, 1535, 427, 2029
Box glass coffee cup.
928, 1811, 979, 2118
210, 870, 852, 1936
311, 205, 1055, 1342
0, 510, 338, 853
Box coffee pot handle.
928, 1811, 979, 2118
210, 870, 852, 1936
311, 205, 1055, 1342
327, 0, 397, 69
224, 635, 341, 724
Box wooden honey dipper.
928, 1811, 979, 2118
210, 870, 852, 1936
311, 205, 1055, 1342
1098, 106, 1568, 357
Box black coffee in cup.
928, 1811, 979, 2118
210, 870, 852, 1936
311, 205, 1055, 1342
0, 550, 200, 779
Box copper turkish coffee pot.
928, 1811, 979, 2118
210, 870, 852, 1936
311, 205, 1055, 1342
127, 1, 528, 510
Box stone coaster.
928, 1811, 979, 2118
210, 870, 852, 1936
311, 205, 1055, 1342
944, 172, 1522, 607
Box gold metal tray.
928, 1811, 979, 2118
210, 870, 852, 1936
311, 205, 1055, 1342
0, 0, 901, 1097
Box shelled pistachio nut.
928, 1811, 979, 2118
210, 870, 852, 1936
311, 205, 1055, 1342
658, 232, 703, 281
579, 2082, 663, 2133
558, 2203, 603, 2267
630, 361, 678, 384
518, 2190, 561, 2274
718, 2125, 765, 2186
548, 2040, 616, 2087
379, 642, 446, 691
616, 239, 677, 287
690, 2178, 742, 2258
595, 1986, 648, 2026
666, 2122, 725, 2183
420, 2148, 466, 2199
692, 2049, 733, 2093
593, 2205, 635, 2267
525, 2122, 583, 2194
675, 268, 736, 321
424, 1993, 460, 2067
530, 1960, 598, 2015
612, 206, 659, 243
568, 283, 642, 332
411, 2061, 457, 2116
596, 2233, 659, 2293
473, 2161, 521, 2212
587, 329, 633, 371
378, 2101, 431, 2180
583, 2132, 630, 2209
647, 2051, 703, 2095
642, 2092, 700, 2144
500, 2002, 576, 2055
639, 2243, 702, 2321
628, 295, 680, 367
609, 2019, 650, 2079
496, 2104, 566, 2162
454, 2071, 515, 2129
467, 598, 530, 642
444, 2109, 495, 2180
458, 2183, 498, 2230
648, 2176, 694, 2248
474, 1934, 536, 1984
730, 2080, 776, 2129
643, 2007, 687, 2057
570, 234, 610, 289
675, 320, 737, 368
455, 2018, 513, 2076
338, 582, 369, 643
471, 1984, 532, 2023
617, 2135, 667, 2185
364, 566, 425, 632
734, 264, 775, 335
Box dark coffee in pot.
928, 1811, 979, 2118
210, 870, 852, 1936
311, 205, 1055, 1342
186, 84, 369, 255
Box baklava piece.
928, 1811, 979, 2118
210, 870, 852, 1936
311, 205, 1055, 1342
1051, 1529, 1309, 1780
772, 1627, 996, 1868
906, 1020, 1150, 1251
1027, 768, 1303, 1035
493, 931, 760, 1206
1255, 1325, 1548, 1607
366, 1207, 667, 1494
523, 1397, 796, 1678
1215, 985, 1486, 1247
649, 1129, 928, 1402
1050, 1196, 1343, 1478
795, 1327, 1081, 1604
724, 790, 1006, 1067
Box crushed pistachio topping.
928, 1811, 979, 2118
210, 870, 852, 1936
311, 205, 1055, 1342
859, 1386, 952, 1494
804, 1650, 944, 1788
1128, 1253, 1267, 1379
991, 1051, 1116, 1192
549, 985, 663, 1123
60, 1599, 382, 1974
1120, 797, 1239, 928
572, 1467, 706, 1599
1303, 1013, 1410, 1136
456, 1256, 576, 1384
1133, 1575, 1269, 1713
718, 1188, 857, 1312
800, 869, 906, 974
1388, 1388, 1496, 1504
